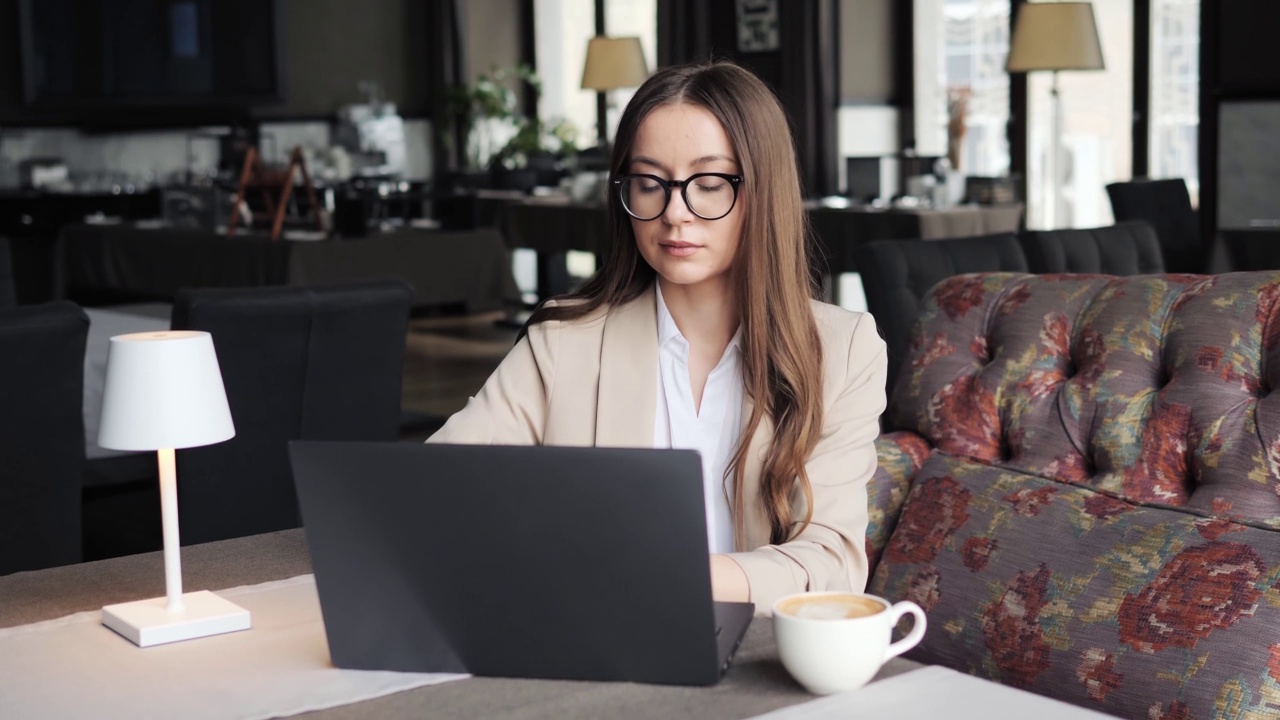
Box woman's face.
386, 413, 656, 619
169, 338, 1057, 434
625, 102, 744, 293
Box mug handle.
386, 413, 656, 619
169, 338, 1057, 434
884, 600, 927, 660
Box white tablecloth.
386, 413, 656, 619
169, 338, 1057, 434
746, 664, 1118, 720
0, 574, 466, 720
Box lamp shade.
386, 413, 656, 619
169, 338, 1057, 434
1006, 2, 1105, 72
581, 36, 649, 91
98, 331, 235, 451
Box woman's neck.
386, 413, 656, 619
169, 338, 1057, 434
658, 276, 739, 350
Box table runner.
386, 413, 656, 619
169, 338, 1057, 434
0, 574, 466, 720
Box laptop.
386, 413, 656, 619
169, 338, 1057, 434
288, 441, 755, 686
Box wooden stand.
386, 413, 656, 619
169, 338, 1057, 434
226, 146, 327, 241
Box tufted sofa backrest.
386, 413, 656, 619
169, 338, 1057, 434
889, 271, 1280, 527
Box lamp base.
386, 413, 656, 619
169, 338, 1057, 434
102, 590, 251, 647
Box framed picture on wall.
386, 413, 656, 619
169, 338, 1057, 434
736, 0, 780, 53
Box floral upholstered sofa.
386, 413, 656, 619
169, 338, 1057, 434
864, 271, 1280, 719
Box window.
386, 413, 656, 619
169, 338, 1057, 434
915, 0, 1012, 177
533, 0, 656, 151
534, 0, 598, 148
1149, 0, 1199, 205
604, 0, 657, 141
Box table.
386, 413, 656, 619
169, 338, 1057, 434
806, 203, 1026, 275
497, 198, 609, 298
58, 224, 521, 313
495, 199, 1024, 302
0, 529, 1114, 719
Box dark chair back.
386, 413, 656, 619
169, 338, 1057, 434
0, 237, 16, 309
1020, 221, 1166, 274
1208, 229, 1280, 273
853, 233, 1028, 402
170, 278, 413, 544
1105, 178, 1202, 273
0, 301, 88, 574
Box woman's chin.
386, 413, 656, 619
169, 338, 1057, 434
653, 265, 724, 289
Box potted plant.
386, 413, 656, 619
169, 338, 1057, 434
491, 116, 580, 191
443, 64, 540, 191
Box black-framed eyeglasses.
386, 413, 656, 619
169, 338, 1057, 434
612, 173, 743, 221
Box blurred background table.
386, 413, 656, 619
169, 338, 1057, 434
805, 203, 1025, 276
58, 223, 520, 314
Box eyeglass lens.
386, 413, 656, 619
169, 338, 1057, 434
618, 175, 736, 220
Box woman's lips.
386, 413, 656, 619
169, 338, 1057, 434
660, 241, 701, 257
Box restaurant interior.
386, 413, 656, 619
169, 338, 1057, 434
4, 1, 1280, 718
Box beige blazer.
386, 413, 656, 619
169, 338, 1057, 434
428, 285, 887, 611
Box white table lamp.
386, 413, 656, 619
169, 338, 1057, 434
97, 330, 248, 647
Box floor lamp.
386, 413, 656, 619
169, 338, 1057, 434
1006, 2, 1105, 229
581, 36, 650, 149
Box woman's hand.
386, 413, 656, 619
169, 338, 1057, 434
710, 554, 750, 602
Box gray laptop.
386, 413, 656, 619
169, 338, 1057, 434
288, 441, 755, 686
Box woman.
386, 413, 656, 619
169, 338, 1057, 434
430, 61, 886, 611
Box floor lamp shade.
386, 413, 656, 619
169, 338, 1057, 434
1006, 2, 1105, 73
581, 36, 649, 91
98, 331, 235, 452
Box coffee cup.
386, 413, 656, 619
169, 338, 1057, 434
772, 591, 926, 695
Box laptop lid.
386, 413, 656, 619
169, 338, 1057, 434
289, 441, 753, 686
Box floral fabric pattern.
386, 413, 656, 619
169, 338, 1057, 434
890, 272, 1280, 527
871, 453, 1280, 720
871, 271, 1280, 718
866, 432, 932, 577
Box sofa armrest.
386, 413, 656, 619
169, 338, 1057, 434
867, 431, 932, 578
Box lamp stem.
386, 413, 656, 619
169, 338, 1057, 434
1049, 70, 1062, 229
596, 90, 609, 148
157, 448, 185, 612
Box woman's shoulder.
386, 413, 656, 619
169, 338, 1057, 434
523, 294, 630, 341
807, 298, 879, 345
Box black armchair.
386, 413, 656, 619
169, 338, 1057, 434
0, 301, 88, 574
853, 233, 1028, 399
170, 278, 413, 544
1020, 221, 1165, 274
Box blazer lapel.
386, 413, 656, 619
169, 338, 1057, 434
595, 285, 658, 447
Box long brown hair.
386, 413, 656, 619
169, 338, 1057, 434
524, 61, 825, 546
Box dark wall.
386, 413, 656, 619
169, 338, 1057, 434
259, 0, 431, 118
1199, 2, 1280, 241
658, 0, 838, 195
0, 0, 451, 126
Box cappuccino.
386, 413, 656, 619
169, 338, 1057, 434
777, 594, 885, 620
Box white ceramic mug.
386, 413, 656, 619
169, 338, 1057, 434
772, 591, 927, 695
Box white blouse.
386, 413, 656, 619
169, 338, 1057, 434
652, 283, 744, 554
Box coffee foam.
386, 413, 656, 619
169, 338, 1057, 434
778, 594, 885, 620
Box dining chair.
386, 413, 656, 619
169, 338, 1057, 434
0, 236, 16, 310
1105, 178, 1202, 273
1207, 229, 1280, 273
0, 301, 88, 574
169, 278, 413, 544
